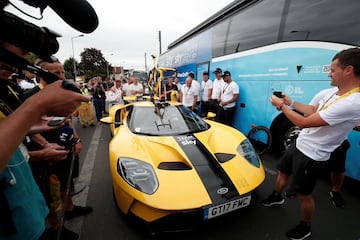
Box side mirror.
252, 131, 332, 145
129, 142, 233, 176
123, 95, 137, 103
100, 116, 113, 124
207, 112, 216, 120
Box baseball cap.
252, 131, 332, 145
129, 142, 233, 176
213, 68, 222, 73
222, 71, 231, 77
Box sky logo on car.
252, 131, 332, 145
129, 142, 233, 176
177, 135, 196, 146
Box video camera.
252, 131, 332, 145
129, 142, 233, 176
0, 0, 98, 83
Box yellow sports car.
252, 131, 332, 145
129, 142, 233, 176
101, 100, 265, 234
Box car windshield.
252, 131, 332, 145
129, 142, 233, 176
128, 105, 209, 136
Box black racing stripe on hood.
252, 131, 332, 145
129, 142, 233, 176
174, 135, 239, 204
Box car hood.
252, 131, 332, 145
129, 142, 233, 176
109, 124, 265, 210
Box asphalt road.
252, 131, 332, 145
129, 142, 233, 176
67, 119, 360, 240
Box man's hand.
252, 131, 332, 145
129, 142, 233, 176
28, 116, 71, 135
270, 95, 284, 108
29, 143, 69, 162
29, 80, 90, 117
73, 141, 82, 155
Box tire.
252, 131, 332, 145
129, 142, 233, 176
271, 119, 300, 154
247, 125, 272, 155
112, 187, 159, 237
283, 125, 301, 150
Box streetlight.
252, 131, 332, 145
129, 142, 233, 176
106, 53, 114, 79
157, 31, 162, 55
71, 34, 84, 78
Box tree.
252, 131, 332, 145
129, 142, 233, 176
79, 48, 111, 80
63, 57, 77, 79
80, 48, 105, 71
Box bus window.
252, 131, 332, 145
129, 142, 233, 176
212, 19, 231, 58
225, 0, 283, 54
283, 0, 360, 45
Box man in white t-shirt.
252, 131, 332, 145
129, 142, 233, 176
122, 77, 133, 97
285, 87, 351, 208
200, 71, 213, 117
261, 48, 360, 240
216, 71, 239, 126
180, 77, 198, 111
210, 67, 224, 115
187, 72, 200, 103
130, 76, 144, 96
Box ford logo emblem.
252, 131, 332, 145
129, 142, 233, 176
217, 187, 228, 195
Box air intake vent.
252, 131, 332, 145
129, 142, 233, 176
215, 153, 236, 163
158, 162, 192, 170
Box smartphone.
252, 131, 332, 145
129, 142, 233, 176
273, 91, 284, 98
48, 117, 66, 126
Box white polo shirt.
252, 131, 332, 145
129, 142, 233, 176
192, 79, 200, 97
211, 78, 224, 100
201, 79, 213, 101
220, 81, 239, 108
181, 84, 198, 107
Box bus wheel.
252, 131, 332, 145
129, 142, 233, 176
283, 125, 301, 150
272, 119, 299, 154
247, 125, 272, 155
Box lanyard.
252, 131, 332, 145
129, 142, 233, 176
184, 86, 191, 96
320, 87, 360, 111
222, 83, 230, 94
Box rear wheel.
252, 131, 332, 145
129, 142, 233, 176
247, 125, 272, 155
283, 125, 301, 150
271, 119, 300, 154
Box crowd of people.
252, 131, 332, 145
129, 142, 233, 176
176, 68, 239, 126
74, 75, 145, 126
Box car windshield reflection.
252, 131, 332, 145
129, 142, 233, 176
128, 105, 209, 136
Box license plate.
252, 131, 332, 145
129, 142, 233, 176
203, 195, 251, 220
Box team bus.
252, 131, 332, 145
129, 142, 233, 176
157, 0, 360, 181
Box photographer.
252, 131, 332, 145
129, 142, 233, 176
31, 57, 92, 239
0, 41, 90, 240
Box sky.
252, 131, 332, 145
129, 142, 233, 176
5, 0, 234, 71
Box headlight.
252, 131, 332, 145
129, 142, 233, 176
117, 157, 159, 194
237, 139, 260, 168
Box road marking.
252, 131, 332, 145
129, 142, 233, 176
66, 124, 103, 233
264, 166, 277, 176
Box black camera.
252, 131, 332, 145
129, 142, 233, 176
0, 11, 60, 61
0, 0, 99, 79
273, 91, 284, 98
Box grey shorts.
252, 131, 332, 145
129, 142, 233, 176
277, 144, 328, 195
